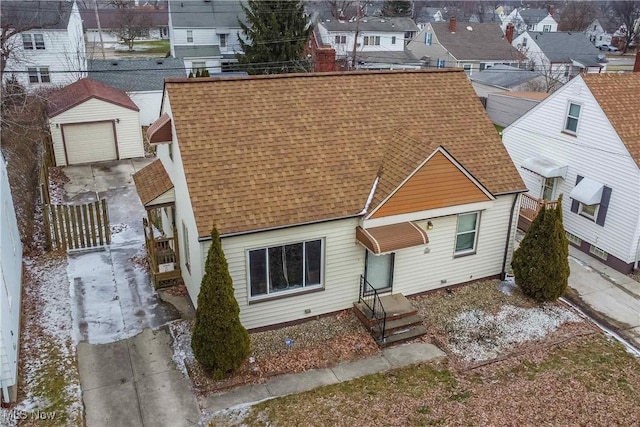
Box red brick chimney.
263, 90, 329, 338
315, 47, 336, 72
449, 16, 456, 33
505, 23, 515, 44
634, 50, 640, 73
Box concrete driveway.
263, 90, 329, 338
78, 328, 199, 427
62, 159, 180, 344
61, 159, 199, 426
567, 247, 640, 349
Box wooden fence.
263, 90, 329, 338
44, 199, 111, 251
39, 135, 55, 206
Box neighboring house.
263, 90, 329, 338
316, 17, 421, 69
47, 78, 144, 166
512, 31, 607, 87
305, 28, 338, 72
1, 1, 86, 88
501, 7, 557, 35
470, 64, 546, 97
135, 70, 526, 330
168, 0, 244, 74
0, 154, 23, 404
585, 17, 619, 48
486, 91, 548, 127
88, 58, 187, 126
502, 73, 640, 273
407, 18, 522, 76
80, 2, 169, 44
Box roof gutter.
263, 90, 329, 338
198, 213, 364, 241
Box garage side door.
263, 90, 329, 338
63, 122, 117, 165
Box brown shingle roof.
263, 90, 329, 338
165, 70, 525, 237
47, 78, 139, 118
133, 160, 174, 206
583, 73, 640, 165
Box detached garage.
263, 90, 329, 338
47, 78, 144, 166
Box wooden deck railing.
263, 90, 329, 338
143, 222, 181, 288
519, 193, 559, 222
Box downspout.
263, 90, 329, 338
501, 193, 520, 280
634, 234, 640, 270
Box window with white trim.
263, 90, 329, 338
334, 35, 346, 44
28, 67, 50, 83
463, 64, 472, 75
249, 239, 323, 298
34, 34, 45, 49
564, 102, 581, 133
186, 30, 193, 43
455, 212, 479, 255
219, 33, 228, 48
191, 61, 206, 73
425, 32, 432, 45
363, 36, 381, 46
543, 24, 552, 32
391, 36, 396, 44
579, 203, 599, 220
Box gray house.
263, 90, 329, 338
470, 64, 545, 97
168, 0, 245, 73
89, 58, 186, 125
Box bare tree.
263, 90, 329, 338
517, 46, 564, 93
557, 1, 598, 32
110, 7, 151, 51
105, 0, 135, 8
611, 1, 640, 53
324, 1, 354, 19
0, 1, 68, 77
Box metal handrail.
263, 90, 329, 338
359, 275, 387, 342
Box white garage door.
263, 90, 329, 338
63, 122, 117, 165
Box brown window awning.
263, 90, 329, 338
356, 222, 429, 254
147, 113, 172, 145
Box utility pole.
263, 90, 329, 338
94, 1, 106, 59
351, 1, 361, 69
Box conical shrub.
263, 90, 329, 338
191, 227, 250, 377
512, 195, 569, 301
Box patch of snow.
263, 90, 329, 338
499, 276, 517, 296
110, 222, 130, 234
449, 304, 582, 362
359, 177, 379, 215
169, 320, 194, 379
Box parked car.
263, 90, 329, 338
598, 44, 619, 52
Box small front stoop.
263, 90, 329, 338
353, 294, 427, 347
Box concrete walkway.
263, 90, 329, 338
200, 342, 446, 413
78, 328, 200, 427
566, 246, 640, 349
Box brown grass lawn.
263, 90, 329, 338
210, 334, 640, 426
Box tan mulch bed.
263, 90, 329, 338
171, 310, 379, 395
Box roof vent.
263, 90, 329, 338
111, 61, 119, 66
156, 59, 164, 65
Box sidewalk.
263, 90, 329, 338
200, 342, 445, 413
566, 246, 640, 349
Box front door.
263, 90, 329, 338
364, 251, 394, 293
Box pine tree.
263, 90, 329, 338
237, 0, 312, 74
382, 0, 412, 17
191, 227, 250, 377
512, 196, 570, 301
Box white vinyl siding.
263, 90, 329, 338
205, 219, 364, 330
49, 98, 144, 166
503, 76, 640, 264
392, 195, 517, 296
173, 28, 216, 45
1, 159, 23, 392
62, 122, 117, 165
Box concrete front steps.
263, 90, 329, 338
353, 294, 427, 347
